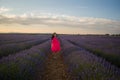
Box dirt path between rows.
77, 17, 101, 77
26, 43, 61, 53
37, 53, 71, 80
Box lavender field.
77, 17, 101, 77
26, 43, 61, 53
0, 34, 120, 80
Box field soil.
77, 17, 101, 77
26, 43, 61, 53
36, 52, 71, 80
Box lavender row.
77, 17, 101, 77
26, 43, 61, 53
0, 34, 50, 45
0, 40, 51, 80
0, 38, 35, 46
61, 35, 120, 67
61, 39, 120, 80
0, 34, 47, 41
61, 35, 120, 55
0, 38, 49, 59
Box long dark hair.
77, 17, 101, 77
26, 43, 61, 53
51, 32, 57, 39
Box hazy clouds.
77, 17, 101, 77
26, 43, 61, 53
0, 7, 11, 13
0, 13, 120, 34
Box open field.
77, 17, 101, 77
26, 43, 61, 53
0, 34, 120, 80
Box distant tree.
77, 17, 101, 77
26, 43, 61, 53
111, 34, 120, 36
105, 34, 110, 36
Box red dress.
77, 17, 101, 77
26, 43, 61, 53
51, 37, 61, 53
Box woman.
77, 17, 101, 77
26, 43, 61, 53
51, 32, 61, 54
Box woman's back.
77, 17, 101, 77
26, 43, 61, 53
51, 33, 61, 53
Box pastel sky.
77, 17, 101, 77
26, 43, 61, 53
0, 0, 120, 34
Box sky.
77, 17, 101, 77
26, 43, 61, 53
0, 0, 120, 34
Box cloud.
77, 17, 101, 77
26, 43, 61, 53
0, 13, 120, 34
0, 7, 11, 13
